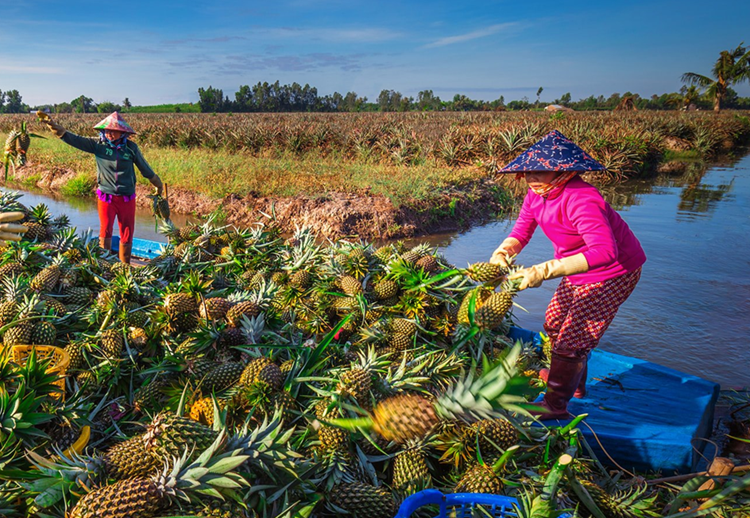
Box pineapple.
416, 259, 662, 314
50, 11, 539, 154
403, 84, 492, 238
474, 291, 513, 330
392, 446, 432, 497
164, 292, 197, 314
132, 377, 170, 413
373, 279, 399, 300
64, 341, 89, 369
3, 322, 32, 347
289, 270, 312, 289
201, 361, 244, 392
69, 435, 245, 518
414, 255, 439, 273
30, 264, 61, 292
454, 462, 503, 494
386, 332, 412, 352
226, 300, 260, 327
328, 483, 396, 518
198, 296, 232, 322
466, 262, 506, 283
239, 357, 283, 390
468, 418, 518, 454
0, 263, 24, 281
128, 327, 149, 349
103, 434, 162, 479
64, 286, 93, 306
30, 321, 56, 345
456, 287, 493, 325
99, 329, 124, 359
389, 318, 417, 336
371, 394, 438, 444
368, 347, 524, 444
319, 424, 349, 451
189, 396, 228, 427
340, 275, 363, 296
22, 204, 52, 242
0, 300, 18, 327
142, 412, 220, 461
337, 367, 372, 406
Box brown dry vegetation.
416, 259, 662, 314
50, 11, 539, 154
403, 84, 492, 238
2, 111, 749, 238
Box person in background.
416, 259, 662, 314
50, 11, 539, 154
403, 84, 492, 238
39, 111, 163, 264
491, 130, 646, 420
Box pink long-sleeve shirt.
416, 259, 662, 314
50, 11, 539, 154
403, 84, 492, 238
508, 175, 646, 285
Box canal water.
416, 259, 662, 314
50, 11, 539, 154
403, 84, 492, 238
3, 153, 749, 387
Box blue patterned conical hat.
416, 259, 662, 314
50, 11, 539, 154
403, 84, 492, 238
499, 130, 605, 173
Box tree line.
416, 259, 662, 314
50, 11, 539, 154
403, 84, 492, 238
2, 42, 749, 115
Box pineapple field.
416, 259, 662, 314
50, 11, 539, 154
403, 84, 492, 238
2, 111, 750, 239
1, 190, 750, 518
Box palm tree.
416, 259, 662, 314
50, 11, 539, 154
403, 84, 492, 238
682, 43, 750, 112
678, 85, 702, 111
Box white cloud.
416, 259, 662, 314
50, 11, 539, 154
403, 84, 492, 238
423, 23, 518, 49
262, 26, 401, 43
0, 62, 65, 74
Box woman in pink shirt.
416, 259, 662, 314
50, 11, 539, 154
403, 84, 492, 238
491, 130, 646, 420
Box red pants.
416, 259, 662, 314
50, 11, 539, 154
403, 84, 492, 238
543, 267, 642, 357
98, 196, 136, 245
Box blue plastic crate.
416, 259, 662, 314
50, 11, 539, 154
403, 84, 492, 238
395, 489, 572, 518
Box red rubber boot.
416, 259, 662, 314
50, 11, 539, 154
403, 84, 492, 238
539, 358, 587, 398
529, 353, 586, 421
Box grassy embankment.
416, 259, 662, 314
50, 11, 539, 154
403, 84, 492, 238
3, 111, 749, 220
11, 134, 490, 206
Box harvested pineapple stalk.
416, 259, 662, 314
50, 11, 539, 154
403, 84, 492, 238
330, 344, 528, 444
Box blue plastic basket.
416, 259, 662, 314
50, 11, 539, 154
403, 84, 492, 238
395, 489, 572, 518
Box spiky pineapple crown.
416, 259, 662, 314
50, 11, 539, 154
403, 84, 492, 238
50, 227, 78, 252
29, 204, 52, 225
1, 275, 28, 302
433, 344, 529, 422
151, 430, 248, 503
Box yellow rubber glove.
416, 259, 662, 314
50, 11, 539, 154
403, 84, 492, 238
508, 253, 589, 291
37, 111, 66, 137
0, 211, 27, 245
489, 237, 522, 268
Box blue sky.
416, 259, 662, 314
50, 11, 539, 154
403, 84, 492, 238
2, 0, 749, 106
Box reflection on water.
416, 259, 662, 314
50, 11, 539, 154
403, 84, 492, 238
3, 154, 749, 387
410, 154, 750, 388
0, 187, 191, 243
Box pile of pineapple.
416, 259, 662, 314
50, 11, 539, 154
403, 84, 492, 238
0, 191, 687, 518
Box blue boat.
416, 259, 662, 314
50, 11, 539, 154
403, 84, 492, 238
508, 327, 719, 475
113, 236, 721, 475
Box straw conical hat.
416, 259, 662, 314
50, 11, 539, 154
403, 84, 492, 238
93, 112, 136, 134
498, 130, 604, 173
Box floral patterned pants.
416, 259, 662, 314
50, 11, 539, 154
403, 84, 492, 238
543, 267, 642, 357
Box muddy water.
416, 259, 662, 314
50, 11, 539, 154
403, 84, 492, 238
4, 154, 749, 387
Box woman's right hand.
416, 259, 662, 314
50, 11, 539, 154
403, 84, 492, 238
489, 237, 522, 267
37, 111, 66, 137
489, 247, 512, 268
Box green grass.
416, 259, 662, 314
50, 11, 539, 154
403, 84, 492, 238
20, 135, 487, 206
59, 173, 97, 197
126, 103, 201, 113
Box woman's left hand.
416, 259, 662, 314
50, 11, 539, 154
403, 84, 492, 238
508, 266, 544, 291
508, 254, 590, 291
